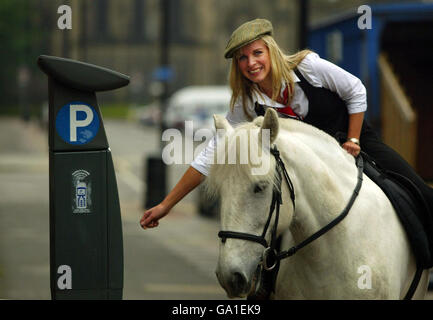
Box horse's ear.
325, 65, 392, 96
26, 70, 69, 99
213, 114, 233, 138
260, 108, 279, 144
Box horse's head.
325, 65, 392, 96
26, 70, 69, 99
207, 108, 293, 298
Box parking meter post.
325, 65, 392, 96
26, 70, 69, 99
143, 0, 171, 210
38, 55, 129, 300
143, 88, 168, 210
145, 155, 167, 209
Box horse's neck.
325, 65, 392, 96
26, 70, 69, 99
278, 129, 358, 245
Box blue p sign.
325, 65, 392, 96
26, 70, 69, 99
55, 102, 100, 145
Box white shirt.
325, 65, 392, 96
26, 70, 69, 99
191, 52, 367, 176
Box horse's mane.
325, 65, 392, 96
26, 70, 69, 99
205, 117, 354, 200
204, 119, 276, 200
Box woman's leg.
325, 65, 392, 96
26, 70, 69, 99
362, 138, 433, 204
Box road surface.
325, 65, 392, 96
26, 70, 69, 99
0, 117, 228, 300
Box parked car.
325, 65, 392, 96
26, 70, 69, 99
137, 102, 161, 127
163, 86, 231, 132
163, 86, 230, 218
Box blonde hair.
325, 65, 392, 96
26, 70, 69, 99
229, 35, 313, 120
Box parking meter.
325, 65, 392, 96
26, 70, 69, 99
37, 55, 129, 299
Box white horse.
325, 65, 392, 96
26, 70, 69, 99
206, 108, 429, 299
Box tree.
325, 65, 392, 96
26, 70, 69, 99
0, 0, 49, 111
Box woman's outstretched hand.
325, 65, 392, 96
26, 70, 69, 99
342, 141, 361, 157
140, 203, 170, 229
139, 166, 204, 230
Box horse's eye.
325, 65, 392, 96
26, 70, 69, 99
254, 182, 267, 193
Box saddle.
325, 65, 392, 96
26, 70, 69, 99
361, 151, 431, 268
248, 151, 432, 300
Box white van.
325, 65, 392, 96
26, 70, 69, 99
163, 86, 231, 131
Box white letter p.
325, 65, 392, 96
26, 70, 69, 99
70, 105, 93, 142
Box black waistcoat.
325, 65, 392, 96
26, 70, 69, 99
294, 69, 376, 140
254, 69, 377, 141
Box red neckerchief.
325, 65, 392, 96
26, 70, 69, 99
276, 84, 302, 120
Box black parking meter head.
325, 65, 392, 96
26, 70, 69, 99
38, 55, 129, 300
37, 55, 130, 93
38, 55, 129, 152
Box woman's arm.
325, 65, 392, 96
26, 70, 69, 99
140, 105, 251, 229
140, 166, 204, 229
342, 112, 364, 156
299, 53, 367, 116
299, 53, 366, 156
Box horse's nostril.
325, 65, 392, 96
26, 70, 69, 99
230, 272, 247, 293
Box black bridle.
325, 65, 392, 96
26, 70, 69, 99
218, 145, 364, 271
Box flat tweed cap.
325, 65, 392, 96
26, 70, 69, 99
224, 18, 273, 59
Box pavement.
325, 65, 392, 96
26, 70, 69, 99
0, 118, 49, 299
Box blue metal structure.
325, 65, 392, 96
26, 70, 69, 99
308, 2, 433, 126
